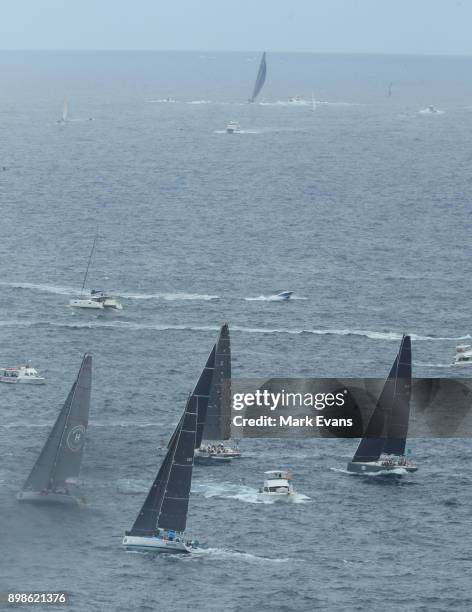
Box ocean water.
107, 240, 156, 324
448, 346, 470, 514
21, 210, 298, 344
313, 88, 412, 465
1, 51, 472, 611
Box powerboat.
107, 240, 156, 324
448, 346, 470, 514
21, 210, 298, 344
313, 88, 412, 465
452, 344, 472, 366
194, 443, 240, 465
276, 291, 293, 300
259, 470, 294, 498
0, 364, 45, 384
419, 105, 443, 114
226, 121, 241, 133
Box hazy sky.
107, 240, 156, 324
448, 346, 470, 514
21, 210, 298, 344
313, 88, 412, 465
1, 0, 472, 55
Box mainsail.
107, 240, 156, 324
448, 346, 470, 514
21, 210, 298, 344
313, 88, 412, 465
201, 324, 231, 441
22, 354, 92, 493
130, 390, 198, 535
351, 335, 412, 463
249, 52, 267, 103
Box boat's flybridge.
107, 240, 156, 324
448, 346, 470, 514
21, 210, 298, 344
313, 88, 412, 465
347, 334, 418, 475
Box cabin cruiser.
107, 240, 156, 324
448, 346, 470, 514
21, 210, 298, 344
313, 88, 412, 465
452, 344, 472, 366
259, 470, 294, 497
347, 455, 418, 474
69, 290, 122, 310
226, 121, 241, 134
194, 443, 241, 465
0, 364, 45, 384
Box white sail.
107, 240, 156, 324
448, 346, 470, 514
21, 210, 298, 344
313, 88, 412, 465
62, 98, 69, 123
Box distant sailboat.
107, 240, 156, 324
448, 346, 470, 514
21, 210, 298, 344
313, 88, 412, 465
248, 52, 267, 103
195, 324, 241, 464
123, 348, 210, 553
69, 232, 122, 310
388, 82, 393, 97
57, 98, 68, 124
17, 354, 92, 504
347, 335, 417, 474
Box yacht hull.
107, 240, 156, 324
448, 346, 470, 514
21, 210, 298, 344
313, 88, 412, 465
0, 378, 45, 384
122, 535, 191, 554
69, 299, 104, 309
194, 453, 232, 465
347, 461, 418, 474
17, 491, 80, 505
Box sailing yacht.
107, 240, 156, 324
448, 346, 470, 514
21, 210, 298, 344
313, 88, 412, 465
69, 233, 122, 310
57, 98, 68, 124
248, 52, 267, 103
194, 324, 241, 465
122, 349, 215, 554
17, 354, 92, 504
347, 335, 417, 474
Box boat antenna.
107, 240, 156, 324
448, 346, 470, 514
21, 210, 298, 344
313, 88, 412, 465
82, 229, 99, 292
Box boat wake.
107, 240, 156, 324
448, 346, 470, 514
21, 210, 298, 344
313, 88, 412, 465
244, 294, 307, 301
192, 482, 310, 504
0, 282, 219, 301
193, 548, 290, 564
330, 466, 410, 477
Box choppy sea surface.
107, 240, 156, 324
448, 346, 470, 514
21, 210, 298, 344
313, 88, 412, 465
1, 51, 472, 611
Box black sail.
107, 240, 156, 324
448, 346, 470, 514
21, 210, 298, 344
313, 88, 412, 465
158, 395, 197, 532
249, 52, 267, 103
22, 354, 92, 492
130, 395, 197, 536
352, 337, 409, 463
383, 335, 412, 456
194, 345, 216, 449
202, 324, 231, 441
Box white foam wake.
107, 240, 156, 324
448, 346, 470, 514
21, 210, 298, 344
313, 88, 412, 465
244, 294, 307, 301
192, 482, 310, 504
193, 548, 290, 564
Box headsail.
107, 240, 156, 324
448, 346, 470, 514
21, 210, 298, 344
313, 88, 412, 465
382, 335, 412, 456
201, 324, 231, 441
351, 335, 412, 462
22, 354, 92, 492
249, 52, 267, 103
130, 389, 197, 535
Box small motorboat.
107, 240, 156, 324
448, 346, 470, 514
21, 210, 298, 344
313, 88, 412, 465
276, 291, 293, 300
0, 364, 45, 384
452, 344, 472, 366
419, 105, 443, 114
259, 470, 294, 498
225, 121, 241, 134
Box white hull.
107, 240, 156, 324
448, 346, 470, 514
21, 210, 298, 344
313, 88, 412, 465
259, 491, 294, 499
17, 490, 80, 505
122, 535, 191, 554
0, 377, 44, 384
69, 298, 104, 309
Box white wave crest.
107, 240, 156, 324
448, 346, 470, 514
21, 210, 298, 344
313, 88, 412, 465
192, 482, 310, 504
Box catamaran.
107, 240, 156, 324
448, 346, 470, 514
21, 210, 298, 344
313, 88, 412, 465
0, 364, 45, 384
248, 52, 267, 103
347, 335, 417, 474
122, 350, 212, 554
194, 324, 241, 465
69, 233, 122, 310
17, 354, 92, 504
